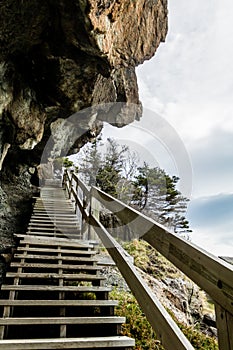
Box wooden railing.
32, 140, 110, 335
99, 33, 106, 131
63, 170, 233, 350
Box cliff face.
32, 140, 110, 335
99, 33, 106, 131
0, 0, 168, 248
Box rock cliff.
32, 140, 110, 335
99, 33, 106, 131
0, 0, 168, 248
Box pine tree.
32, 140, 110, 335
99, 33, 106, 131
76, 137, 191, 237
132, 164, 192, 236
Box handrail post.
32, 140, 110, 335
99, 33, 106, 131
69, 170, 74, 200
62, 169, 67, 189
74, 175, 79, 214
215, 303, 233, 349
80, 193, 88, 240
88, 188, 100, 241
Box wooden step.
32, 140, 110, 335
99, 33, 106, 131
32, 213, 78, 218
30, 219, 78, 223
34, 198, 70, 202
15, 247, 97, 256
0, 336, 135, 349
33, 211, 75, 215
28, 223, 79, 228
9, 262, 101, 271
16, 234, 91, 244
6, 272, 105, 282
13, 254, 97, 262
26, 230, 81, 235
25, 232, 81, 239
1, 285, 110, 293
0, 316, 125, 325
0, 300, 118, 307
16, 236, 94, 249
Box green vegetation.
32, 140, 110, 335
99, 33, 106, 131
77, 136, 191, 236
123, 239, 179, 279
110, 289, 218, 350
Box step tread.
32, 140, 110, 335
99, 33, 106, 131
1, 285, 111, 292
28, 223, 79, 227
0, 300, 118, 306
13, 254, 98, 262
6, 272, 105, 280
16, 235, 88, 244
15, 247, 97, 255
0, 336, 135, 349
10, 262, 101, 270
0, 316, 125, 325
16, 237, 94, 249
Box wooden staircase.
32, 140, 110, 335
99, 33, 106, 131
0, 183, 135, 349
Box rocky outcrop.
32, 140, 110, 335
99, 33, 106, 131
0, 0, 168, 245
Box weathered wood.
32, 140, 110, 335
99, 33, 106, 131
1, 285, 111, 293
30, 219, 78, 223
27, 227, 80, 233
92, 186, 233, 315
28, 222, 79, 227
72, 173, 90, 197
0, 336, 135, 349
91, 216, 194, 350
16, 236, 93, 248
26, 231, 81, 238
10, 262, 101, 271
0, 316, 125, 325
13, 254, 97, 262
215, 303, 233, 350
0, 300, 118, 306
6, 272, 105, 281
15, 247, 96, 255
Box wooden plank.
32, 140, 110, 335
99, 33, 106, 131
32, 213, 77, 217
92, 186, 233, 315
25, 233, 74, 239
26, 232, 81, 238
91, 216, 194, 350
13, 254, 97, 262
17, 241, 91, 249
27, 227, 80, 232
58, 249, 66, 338
33, 209, 73, 212
72, 173, 90, 196
0, 336, 135, 349
0, 300, 118, 306
34, 204, 73, 208
16, 234, 89, 244
16, 236, 93, 248
35, 199, 70, 202
15, 247, 96, 255
1, 285, 111, 292
28, 223, 79, 227
10, 262, 101, 271
0, 316, 125, 325
30, 219, 78, 223
215, 303, 233, 350
6, 272, 105, 281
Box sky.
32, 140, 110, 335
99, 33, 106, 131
103, 0, 233, 257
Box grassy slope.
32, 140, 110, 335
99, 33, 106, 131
110, 239, 218, 350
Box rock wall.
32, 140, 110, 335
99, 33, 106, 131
0, 0, 168, 246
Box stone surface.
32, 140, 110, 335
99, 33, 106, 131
0, 0, 168, 246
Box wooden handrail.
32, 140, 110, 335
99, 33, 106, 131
63, 170, 233, 350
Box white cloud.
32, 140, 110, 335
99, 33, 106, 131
187, 194, 233, 256
134, 0, 233, 256
137, 0, 233, 138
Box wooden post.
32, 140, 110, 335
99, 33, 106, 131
74, 176, 79, 214
69, 170, 74, 200
215, 303, 233, 350
81, 194, 89, 240
88, 189, 100, 241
